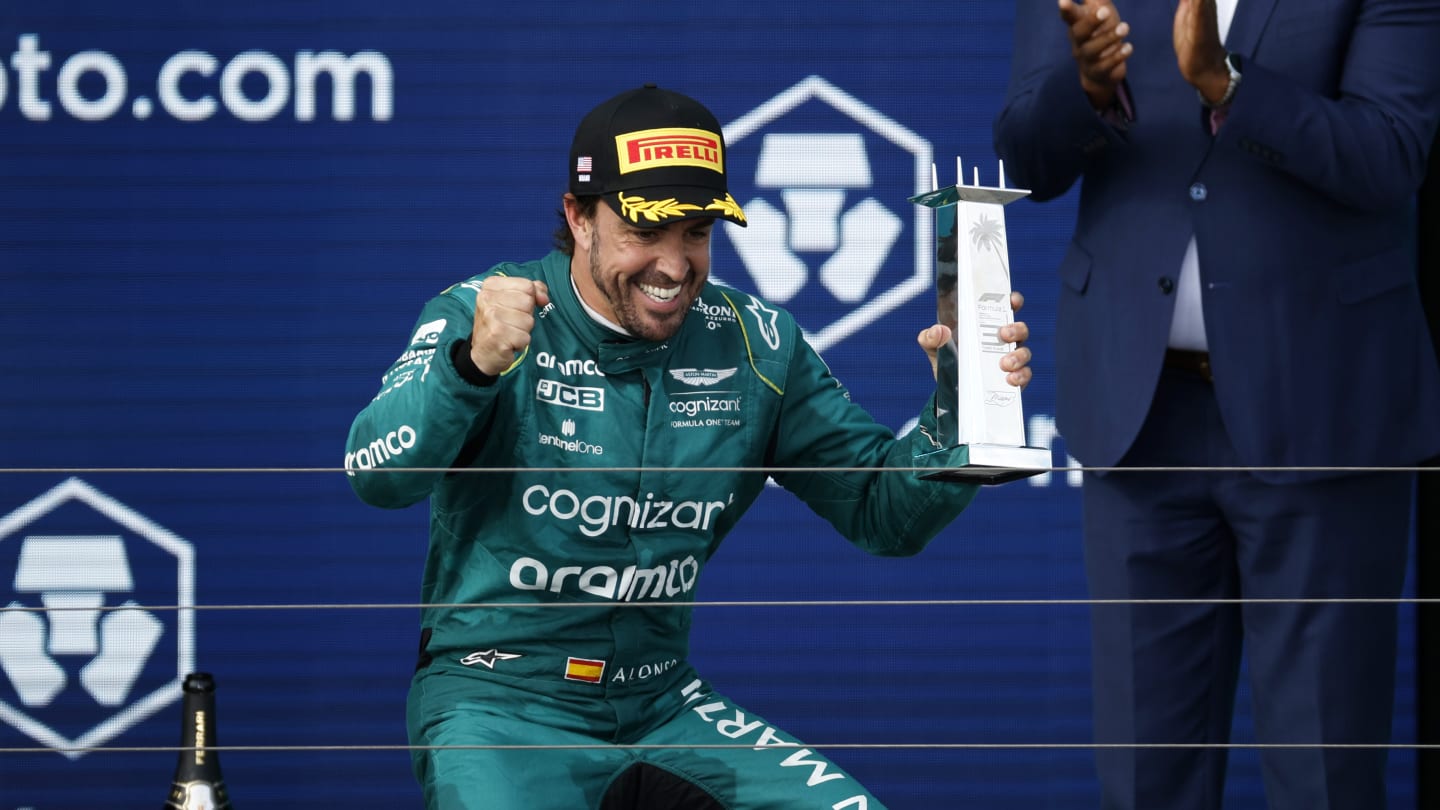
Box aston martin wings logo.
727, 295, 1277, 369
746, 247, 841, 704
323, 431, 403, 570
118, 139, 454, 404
669, 368, 738, 387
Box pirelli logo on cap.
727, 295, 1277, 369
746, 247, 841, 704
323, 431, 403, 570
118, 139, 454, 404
565, 657, 606, 684
615, 127, 723, 175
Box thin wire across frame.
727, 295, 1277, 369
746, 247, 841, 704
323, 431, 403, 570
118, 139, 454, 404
0, 463, 1432, 758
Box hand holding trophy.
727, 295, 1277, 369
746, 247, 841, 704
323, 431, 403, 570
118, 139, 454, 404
911, 158, 1050, 484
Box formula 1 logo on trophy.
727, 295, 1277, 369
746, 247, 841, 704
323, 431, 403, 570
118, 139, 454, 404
910, 158, 1049, 484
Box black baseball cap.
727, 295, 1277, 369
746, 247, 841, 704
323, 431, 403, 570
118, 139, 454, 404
568, 84, 747, 228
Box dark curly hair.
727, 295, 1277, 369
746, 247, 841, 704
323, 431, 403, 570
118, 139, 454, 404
552, 195, 602, 256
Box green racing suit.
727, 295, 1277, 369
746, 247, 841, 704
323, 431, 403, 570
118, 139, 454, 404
345, 250, 981, 809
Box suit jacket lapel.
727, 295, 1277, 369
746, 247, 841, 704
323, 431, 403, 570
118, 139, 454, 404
1225, 0, 1281, 56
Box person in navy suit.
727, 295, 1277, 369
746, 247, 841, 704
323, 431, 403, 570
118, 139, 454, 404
995, 0, 1440, 807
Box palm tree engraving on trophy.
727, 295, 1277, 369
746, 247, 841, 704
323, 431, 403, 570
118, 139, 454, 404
969, 213, 1010, 282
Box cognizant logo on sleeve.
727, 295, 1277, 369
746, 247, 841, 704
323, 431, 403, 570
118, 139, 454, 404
0, 34, 393, 123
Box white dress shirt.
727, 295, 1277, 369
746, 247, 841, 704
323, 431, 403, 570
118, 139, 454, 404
1168, 0, 1238, 352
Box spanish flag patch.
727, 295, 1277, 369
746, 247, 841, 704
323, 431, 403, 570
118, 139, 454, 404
565, 657, 606, 684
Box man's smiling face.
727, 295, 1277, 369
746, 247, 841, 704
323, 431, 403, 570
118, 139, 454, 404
569, 197, 715, 342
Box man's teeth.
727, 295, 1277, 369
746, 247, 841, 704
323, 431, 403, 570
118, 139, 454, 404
639, 283, 680, 302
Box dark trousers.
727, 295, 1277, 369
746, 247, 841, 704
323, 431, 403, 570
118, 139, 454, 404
1082, 367, 1413, 810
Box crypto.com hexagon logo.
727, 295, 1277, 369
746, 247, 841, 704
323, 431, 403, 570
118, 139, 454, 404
0, 478, 194, 759
719, 75, 933, 352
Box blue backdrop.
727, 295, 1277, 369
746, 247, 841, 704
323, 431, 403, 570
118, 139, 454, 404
0, 2, 1417, 807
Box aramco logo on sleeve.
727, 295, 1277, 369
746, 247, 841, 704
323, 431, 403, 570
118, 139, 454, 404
0, 478, 195, 759
718, 76, 934, 353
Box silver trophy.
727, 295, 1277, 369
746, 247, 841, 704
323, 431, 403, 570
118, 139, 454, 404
910, 158, 1049, 484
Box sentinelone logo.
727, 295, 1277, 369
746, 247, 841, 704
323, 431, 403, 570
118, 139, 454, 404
0, 34, 392, 122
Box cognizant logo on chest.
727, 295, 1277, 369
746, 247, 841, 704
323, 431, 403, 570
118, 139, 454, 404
521, 485, 731, 538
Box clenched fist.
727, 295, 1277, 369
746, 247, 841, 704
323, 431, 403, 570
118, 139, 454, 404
469, 277, 551, 376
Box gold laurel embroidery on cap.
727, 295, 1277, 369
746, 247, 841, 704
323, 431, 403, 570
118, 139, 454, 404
618, 193, 702, 223
705, 194, 746, 224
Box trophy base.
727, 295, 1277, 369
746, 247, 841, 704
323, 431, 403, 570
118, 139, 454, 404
918, 443, 1051, 485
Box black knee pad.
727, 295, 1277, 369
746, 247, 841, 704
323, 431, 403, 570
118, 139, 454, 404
599, 762, 726, 810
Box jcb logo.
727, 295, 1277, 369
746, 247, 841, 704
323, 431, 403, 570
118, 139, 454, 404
535, 379, 605, 412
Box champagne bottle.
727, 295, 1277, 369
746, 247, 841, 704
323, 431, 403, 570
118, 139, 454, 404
164, 672, 233, 810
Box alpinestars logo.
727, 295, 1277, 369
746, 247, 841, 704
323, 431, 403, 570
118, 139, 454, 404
460, 649, 522, 669
745, 299, 782, 351
719, 76, 934, 353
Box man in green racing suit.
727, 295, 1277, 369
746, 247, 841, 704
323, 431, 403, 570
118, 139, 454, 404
344, 85, 1034, 810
